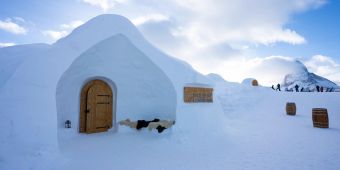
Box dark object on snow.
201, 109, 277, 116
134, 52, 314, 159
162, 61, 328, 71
320, 86, 324, 92
272, 85, 275, 90
312, 108, 329, 128
136, 119, 160, 130
65, 120, 71, 128
286, 102, 296, 116
294, 84, 299, 92
316, 85, 320, 92
276, 84, 281, 91
136, 120, 148, 130
156, 126, 166, 133
301, 87, 304, 92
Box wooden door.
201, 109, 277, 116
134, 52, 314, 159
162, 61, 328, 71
80, 80, 113, 133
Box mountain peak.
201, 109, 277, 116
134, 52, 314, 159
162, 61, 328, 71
283, 71, 338, 91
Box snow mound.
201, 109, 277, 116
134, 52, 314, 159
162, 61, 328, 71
0, 14, 210, 169
57, 34, 177, 144
241, 78, 257, 85
55, 14, 210, 100
206, 73, 227, 84
0, 44, 50, 89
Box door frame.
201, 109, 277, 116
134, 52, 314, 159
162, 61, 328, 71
79, 78, 117, 133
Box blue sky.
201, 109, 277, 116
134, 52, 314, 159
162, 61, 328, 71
0, 0, 339, 83
257, 0, 340, 60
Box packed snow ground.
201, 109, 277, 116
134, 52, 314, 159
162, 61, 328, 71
1, 83, 339, 170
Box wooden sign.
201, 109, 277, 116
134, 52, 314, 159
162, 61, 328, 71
184, 87, 213, 103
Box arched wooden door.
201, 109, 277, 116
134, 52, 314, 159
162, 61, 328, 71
80, 80, 113, 134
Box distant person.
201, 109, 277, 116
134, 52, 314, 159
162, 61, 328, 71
330, 87, 334, 92
276, 84, 281, 91
316, 85, 320, 92
320, 86, 324, 92
271, 85, 275, 90
294, 84, 299, 92
301, 87, 304, 92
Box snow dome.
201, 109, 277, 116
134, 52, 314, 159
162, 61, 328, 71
56, 34, 177, 135
242, 78, 259, 86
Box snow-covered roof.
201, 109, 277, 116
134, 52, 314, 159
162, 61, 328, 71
185, 83, 213, 88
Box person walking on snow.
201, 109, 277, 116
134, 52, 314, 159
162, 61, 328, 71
276, 84, 281, 91
295, 84, 299, 92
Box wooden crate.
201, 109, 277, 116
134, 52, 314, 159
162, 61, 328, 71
312, 108, 329, 128
184, 87, 213, 103
286, 102, 296, 116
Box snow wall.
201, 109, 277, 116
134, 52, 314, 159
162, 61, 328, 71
56, 34, 177, 139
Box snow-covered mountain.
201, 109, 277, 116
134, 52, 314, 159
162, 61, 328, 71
282, 62, 338, 91
241, 56, 339, 90
239, 56, 339, 89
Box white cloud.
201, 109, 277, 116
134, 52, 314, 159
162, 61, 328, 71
43, 20, 84, 40
0, 18, 27, 35
43, 30, 69, 40
205, 55, 340, 86
132, 14, 169, 26
13, 17, 26, 23
200, 56, 307, 86
82, 0, 128, 11
121, 0, 327, 84
241, 56, 307, 85
42, 0, 332, 85
0, 42, 16, 48
60, 20, 84, 29
304, 55, 340, 83
173, 0, 323, 47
